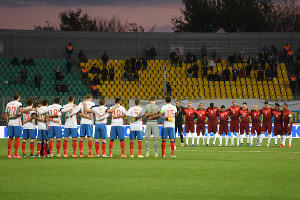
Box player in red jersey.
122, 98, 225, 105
206, 103, 219, 146
239, 103, 251, 146
260, 101, 273, 147
250, 105, 262, 147
218, 105, 230, 146
272, 103, 283, 146
282, 103, 293, 147
183, 102, 196, 146
228, 100, 241, 146
195, 103, 207, 146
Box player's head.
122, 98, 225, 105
242, 102, 247, 109
165, 96, 171, 103
149, 96, 155, 103
54, 97, 60, 104
221, 105, 225, 111
264, 101, 268, 108
38, 100, 43, 107
199, 103, 203, 109
283, 103, 288, 110
115, 98, 121, 104
187, 101, 192, 108
274, 103, 280, 110
86, 94, 92, 101
68, 95, 74, 103
232, 100, 237, 107
135, 99, 140, 106
99, 98, 105, 106
42, 99, 48, 106
210, 103, 214, 109
253, 105, 258, 111
13, 93, 20, 101
26, 97, 34, 107
176, 100, 180, 107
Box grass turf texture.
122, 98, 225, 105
0, 138, 299, 200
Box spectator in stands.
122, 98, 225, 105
271, 67, 277, 78
55, 67, 64, 82
228, 53, 236, 67
297, 73, 300, 93
20, 67, 27, 84
12, 75, 20, 84
133, 72, 139, 81
290, 74, 297, 92
78, 50, 87, 63
239, 67, 245, 78
136, 58, 142, 71
169, 51, 178, 67
11, 57, 19, 66
223, 67, 231, 81
210, 49, 217, 61
150, 46, 157, 60
232, 66, 239, 81
93, 75, 100, 85
66, 59, 72, 73
186, 52, 193, 64
257, 66, 264, 81
238, 51, 245, 63
202, 57, 208, 78
187, 67, 193, 78
192, 62, 199, 78
123, 71, 129, 81
208, 58, 215, 71
245, 64, 252, 78
145, 45, 151, 60
283, 43, 290, 58
128, 72, 133, 81
178, 54, 183, 67
265, 68, 273, 81
166, 81, 172, 96
21, 57, 28, 66
28, 56, 35, 66
101, 67, 108, 82
214, 72, 222, 81
91, 84, 99, 97
142, 56, 148, 70
101, 51, 109, 66
287, 49, 294, 65
34, 72, 41, 90
109, 66, 115, 81
201, 45, 207, 59
90, 64, 97, 74
81, 66, 87, 84
131, 56, 136, 72
66, 42, 73, 59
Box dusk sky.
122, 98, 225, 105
0, 0, 183, 32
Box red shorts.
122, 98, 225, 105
273, 123, 283, 136
251, 123, 261, 135
282, 123, 292, 135
262, 121, 272, 133
185, 121, 195, 133
230, 120, 239, 132
240, 122, 250, 134
196, 122, 205, 135
208, 120, 218, 133
219, 123, 229, 135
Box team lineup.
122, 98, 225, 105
4, 94, 293, 159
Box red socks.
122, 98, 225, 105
49, 141, 53, 154
109, 140, 114, 155
8, 138, 13, 156
88, 140, 93, 155
120, 140, 125, 155
170, 141, 175, 156
72, 140, 77, 155
22, 141, 26, 155
14, 137, 20, 156
79, 141, 83, 155
138, 141, 143, 155
56, 141, 61, 155
63, 140, 68, 155
43, 143, 48, 156
37, 143, 41, 155
102, 142, 106, 155
95, 142, 100, 155
130, 141, 134, 155
161, 140, 166, 156
30, 142, 34, 155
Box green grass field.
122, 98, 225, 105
0, 138, 299, 200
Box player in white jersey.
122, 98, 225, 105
69, 94, 95, 157
127, 100, 144, 158
47, 97, 63, 157
61, 95, 78, 158
109, 98, 128, 158
5, 93, 36, 158
83, 99, 118, 158
156, 96, 177, 158
21, 98, 37, 158
36, 99, 49, 157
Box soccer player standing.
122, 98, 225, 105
61, 95, 78, 157
228, 100, 241, 146
272, 103, 283, 147
36, 99, 49, 157
195, 103, 207, 146
260, 101, 273, 147
218, 105, 230, 146
109, 98, 128, 158
250, 105, 262, 147
282, 103, 293, 147
239, 102, 251, 146
206, 103, 219, 146
22, 97, 37, 157
183, 101, 196, 146
5, 93, 36, 158
127, 99, 144, 158
175, 101, 184, 147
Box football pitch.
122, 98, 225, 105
0, 138, 299, 200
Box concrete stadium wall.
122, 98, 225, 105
0, 30, 300, 59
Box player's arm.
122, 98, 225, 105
78, 112, 93, 120
19, 106, 36, 113
61, 105, 75, 113
82, 102, 93, 114
288, 112, 292, 127
107, 105, 119, 113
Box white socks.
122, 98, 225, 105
197, 135, 200, 145
191, 132, 195, 145
282, 135, 286, 145
219, 134, 222, 145
250, 135, 253, 145
289, 134, 292, 146
236, 133, 240, 145
274, 135, 278, 145
207, 134, 210, 145
231, 134, 235, 146
267, 134, 271, 145
225, 135, 229, 146
202, 134, 206, 146
247, 134, 250, 144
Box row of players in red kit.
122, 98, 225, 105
179, 100, 293, 147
